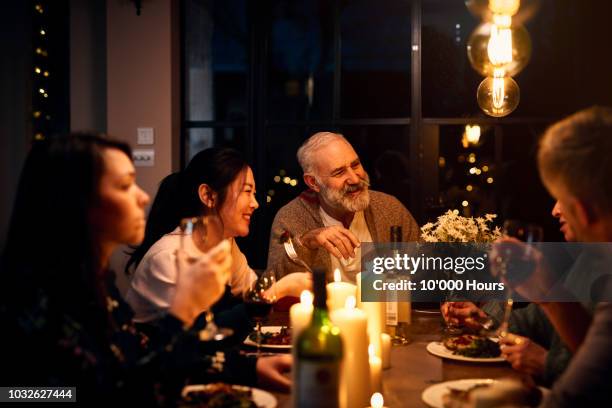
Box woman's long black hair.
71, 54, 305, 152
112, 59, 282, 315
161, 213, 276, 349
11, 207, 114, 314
1, 133, 132, 309
125, 147, 248, 273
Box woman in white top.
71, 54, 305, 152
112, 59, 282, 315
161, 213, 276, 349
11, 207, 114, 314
125, 148, 309, 336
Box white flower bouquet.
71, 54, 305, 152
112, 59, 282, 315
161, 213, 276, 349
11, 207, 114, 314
421, 210, 501, 243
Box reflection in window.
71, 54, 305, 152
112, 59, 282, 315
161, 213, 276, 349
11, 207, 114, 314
268, 1, 334, 121
438, 125, 496, 217
341, 0, 411, 118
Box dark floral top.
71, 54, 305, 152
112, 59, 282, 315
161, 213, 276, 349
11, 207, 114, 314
1, 271, 257, 406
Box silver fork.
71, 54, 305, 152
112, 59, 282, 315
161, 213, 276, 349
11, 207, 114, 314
280, 231, 313, 273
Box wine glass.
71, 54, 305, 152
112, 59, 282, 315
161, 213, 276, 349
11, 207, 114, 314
178, 210, 233, 341
243, 269, 278, 355
491, 220, 543, 337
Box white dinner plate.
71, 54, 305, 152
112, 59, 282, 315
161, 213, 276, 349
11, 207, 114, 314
421, 378, 549, 408
426, 341, 506, 363
243, 326, 291, 350
182, 384, 277, 408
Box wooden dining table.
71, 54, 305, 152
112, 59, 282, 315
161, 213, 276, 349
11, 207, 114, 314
258, 308, 520, 408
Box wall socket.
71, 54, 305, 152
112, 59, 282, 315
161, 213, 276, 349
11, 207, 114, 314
133, 149, 155, 167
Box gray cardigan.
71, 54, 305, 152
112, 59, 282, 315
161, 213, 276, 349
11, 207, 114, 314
266, 189, 420, 277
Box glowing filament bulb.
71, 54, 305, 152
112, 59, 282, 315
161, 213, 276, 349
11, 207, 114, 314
488, 15, 513, 66
489, 0, 521, 16
491, 69, 506, 109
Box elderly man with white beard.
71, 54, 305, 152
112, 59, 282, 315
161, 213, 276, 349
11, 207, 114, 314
267, 132, 420, 282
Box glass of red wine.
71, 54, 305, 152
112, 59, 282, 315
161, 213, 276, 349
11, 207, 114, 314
179, 210, 233, 341
243, 269, 278, 354
490, 220, 543, 336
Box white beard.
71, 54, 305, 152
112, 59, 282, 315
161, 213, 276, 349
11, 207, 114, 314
317, 176, 371, 213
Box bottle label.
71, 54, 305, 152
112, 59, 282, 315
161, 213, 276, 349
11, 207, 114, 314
296, 360, 340, 408
386, 277, 398, 326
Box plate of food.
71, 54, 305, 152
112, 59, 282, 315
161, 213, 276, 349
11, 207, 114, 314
426, 334, 505, 362
181, 383, 277, 408
244, 326, 291, 349
421, 378, 547, 408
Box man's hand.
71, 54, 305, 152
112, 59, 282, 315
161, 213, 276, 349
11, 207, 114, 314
441, 301, 489, 330
490, 238, 554, 302
500, 333, 547, 376
275, 272, 312, 298
299, 226, 360, 260
256, 354, 292, 392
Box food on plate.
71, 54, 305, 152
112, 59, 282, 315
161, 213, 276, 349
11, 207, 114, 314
442, 378, 543, 408
249, 326, 291, 346
443, 334, 501, 358
180, 383, 258, 408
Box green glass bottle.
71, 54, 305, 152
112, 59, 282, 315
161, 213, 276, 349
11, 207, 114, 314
295, 269, 343, 408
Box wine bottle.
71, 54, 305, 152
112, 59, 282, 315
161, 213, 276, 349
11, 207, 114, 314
295, 269, 343, 408
385, 226, 412, 343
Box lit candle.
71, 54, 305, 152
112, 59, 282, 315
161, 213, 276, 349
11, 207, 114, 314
369, 344, 383, 393
290, 290, 313, 346
290, 290, 314, 408
368, 392, 387, 408
381, 333, 391, 369
327, 268, 357, 312
331, 296, 371, 408
356, 272, 385, 358
361, 302, 384, 358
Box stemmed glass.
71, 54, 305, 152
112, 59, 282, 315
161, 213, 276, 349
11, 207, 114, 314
243, 269, 278, 355
491, 220, 543, 337
178, 210, 233, 341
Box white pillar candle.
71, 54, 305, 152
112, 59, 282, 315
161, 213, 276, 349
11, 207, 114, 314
327, 268, 357, 312
369, 344, 383, 393
381, 333, 391, 369
290, 290, 314, 408
361, 300, 384, 358
331, 296, 371, 408
290, 290, 313, 347
368, 393, 388, 408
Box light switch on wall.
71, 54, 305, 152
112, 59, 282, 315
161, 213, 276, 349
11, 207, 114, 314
137, 127, 154, 145
133, 149, 155, 167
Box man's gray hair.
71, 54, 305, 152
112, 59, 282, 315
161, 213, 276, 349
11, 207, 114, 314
297, 132, 348, 174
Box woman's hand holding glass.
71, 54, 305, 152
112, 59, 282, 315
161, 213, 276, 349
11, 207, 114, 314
170, 240, 232, 326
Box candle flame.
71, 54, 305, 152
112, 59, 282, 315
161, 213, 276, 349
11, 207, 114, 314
333, 268, 341, 282
368, 344, 375, 358
371, 393, 384, 408
345, 295, 356, 310
300, 290, 313, 306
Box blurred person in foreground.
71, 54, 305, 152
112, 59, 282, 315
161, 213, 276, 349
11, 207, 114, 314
501, 106, 612, 406
0, 134, 290, 405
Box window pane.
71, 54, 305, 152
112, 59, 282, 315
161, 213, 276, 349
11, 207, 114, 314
341, 0, 412, 118
340, 126, 413, 211
185, 127, 246, 162
422, 0, 481, 117
184, 0, 247, 122
498, 124, 561, 240
437, 124, 496, 216
267, 1, 334, 121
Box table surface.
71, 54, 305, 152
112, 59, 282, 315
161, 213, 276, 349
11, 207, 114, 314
260, 309, 519, 408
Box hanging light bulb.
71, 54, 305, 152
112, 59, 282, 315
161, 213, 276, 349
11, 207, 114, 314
488, 0, 521, 16
477, 69, 520, 117
465, 0, 540, 25
467, 20, 531, 77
